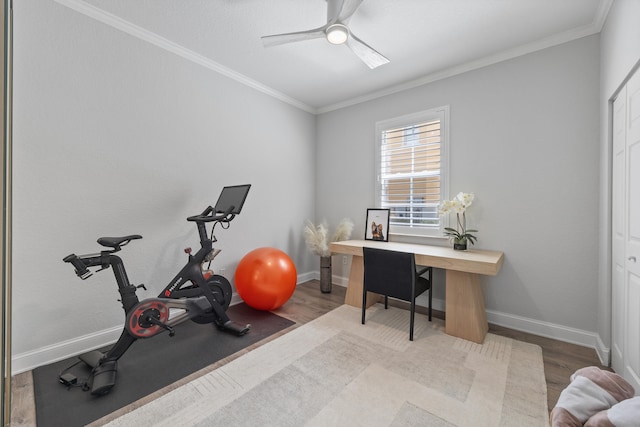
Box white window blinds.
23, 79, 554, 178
375, 107, 449, 237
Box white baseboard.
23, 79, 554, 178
13, 271, 611, 375
13, 272, 322, 375
331, 273, 348, 287
331, 272, 609, 359
297, 271, 316, 285
13, 296, 257, 375
12, 326, 123, 375
595, 334, 611, 366
486, 309, 609, 361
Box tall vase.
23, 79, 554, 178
320, 256, 332, 293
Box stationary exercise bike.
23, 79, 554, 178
62, 184, 252, 395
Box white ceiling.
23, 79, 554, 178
66, 0, 610, 113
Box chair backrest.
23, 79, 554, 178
363, 247, 416, 302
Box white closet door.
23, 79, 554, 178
624, 68, 640, 393
611, 86, 626, 375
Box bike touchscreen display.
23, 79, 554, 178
214, 184, 251, 215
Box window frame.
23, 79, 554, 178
374, 106, 450, 238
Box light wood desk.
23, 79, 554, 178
329, 239, 504, 344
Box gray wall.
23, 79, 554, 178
597, 0, 640, 359
12, 0, 637, 372
317, 35, 601, 346
12, 0, 316, 371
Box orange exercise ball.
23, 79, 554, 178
234, 247, 297, 311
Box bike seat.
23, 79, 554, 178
97, 235, 142, 249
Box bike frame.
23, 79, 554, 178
161, 218, 220, 300
62, 186, 251, 395
68, 220, 232, 364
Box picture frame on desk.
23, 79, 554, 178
365, 208, 390, 242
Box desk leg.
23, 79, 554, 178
344, 256, 379, 308
445, 270, 488, 344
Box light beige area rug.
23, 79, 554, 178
106, 304, 548, 427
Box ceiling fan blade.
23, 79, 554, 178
327, 0, 365, 24
261, 27, 326, 47
346, 32, 389, 69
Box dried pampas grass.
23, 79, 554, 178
331, 219, 354, 243
304, 218, 354, 257
304, 220, 329, 257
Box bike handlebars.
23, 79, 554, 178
63, 254, 93, 280
187, 205, 235, 223
64, 205, 235, 280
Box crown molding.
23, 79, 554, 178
593, 0, 614, 31
55, 0, 611, 116
54, 0, 317, 114
317, 18, 606, 114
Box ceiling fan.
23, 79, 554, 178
260, 0, 389, 69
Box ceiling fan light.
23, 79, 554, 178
326, 24, 349, 45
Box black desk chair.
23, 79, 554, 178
362, 247, 433, 341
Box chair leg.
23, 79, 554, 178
384, 295, 388, 309
362, 288, 367, 325
428, 286, 432, 322
409, 298, 415, 341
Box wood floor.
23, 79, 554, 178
10, 280, 606, 425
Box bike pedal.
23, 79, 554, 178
237, 324, 251, 336
221, 321, 251, 336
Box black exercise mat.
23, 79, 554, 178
33, 303, 295, 427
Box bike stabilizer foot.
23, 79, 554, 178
220, 320, 251, 336
90, 360, 117, 396
78, 350, 104, 369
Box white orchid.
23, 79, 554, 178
456, 192, 474, 208
438, 199, 454, 215
439, 192, 478, 248
453, 200, 466, 214
439, 192, 474, 215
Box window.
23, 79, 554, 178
375, 106, 449, 237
